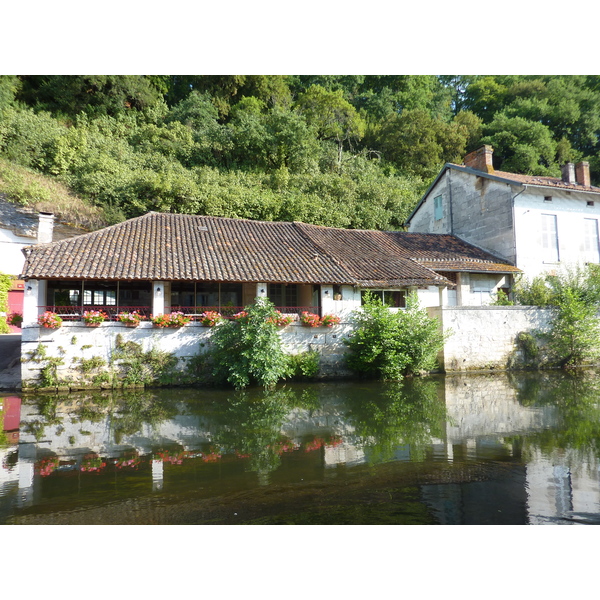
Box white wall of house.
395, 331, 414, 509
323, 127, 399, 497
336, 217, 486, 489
0, 227, 33, 277
513, 188, 600, 279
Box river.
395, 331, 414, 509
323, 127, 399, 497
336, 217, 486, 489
2, 370, 600, 525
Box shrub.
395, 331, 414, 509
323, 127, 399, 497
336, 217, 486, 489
345, 292, 447, 380
545, 288, 600, 368
209, 297, 289, 389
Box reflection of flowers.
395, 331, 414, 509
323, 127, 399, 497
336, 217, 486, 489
154, 450, 189, 464
80, 454, 107, 472
270, 437, 299, 454
35, 456, 59, 477
302, 434, 343, 452
114, 452, 141, 469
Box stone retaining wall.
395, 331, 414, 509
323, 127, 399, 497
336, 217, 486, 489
20, 320, 355, 388
427, 306, 553, 372
20, 307, 557, 388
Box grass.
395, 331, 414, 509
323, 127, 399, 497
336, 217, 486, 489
0, 158, 111, 231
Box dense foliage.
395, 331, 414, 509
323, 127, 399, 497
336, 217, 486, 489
0, 271, 12, 333
207, 298, 293, 389
514, 266, 600, 368
345, 292, 447, 380
3, 75, 600, 231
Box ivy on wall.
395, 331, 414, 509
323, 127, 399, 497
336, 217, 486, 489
0, 272, 13, 334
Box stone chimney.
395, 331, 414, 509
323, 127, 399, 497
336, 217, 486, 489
463, 145, 494, 174
561, 163, 576, 184
575, 161, 591, 187
37, 212, 54, 244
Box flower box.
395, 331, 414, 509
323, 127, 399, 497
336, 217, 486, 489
117, 311, 144, 327
38, 311, 63, 329
82, 310, 108, 326
300, 311, 322, 327
198, 311, 223, 327
152, 312, 191, 328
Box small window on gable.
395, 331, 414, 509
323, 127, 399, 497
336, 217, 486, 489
587, 201, 594, 207
434, 195, 443, 220
544, 196, 552, 202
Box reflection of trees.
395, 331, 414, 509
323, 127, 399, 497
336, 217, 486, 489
512, 370, 600, 459
344, 378, 446, 464
210, 389, 296, 477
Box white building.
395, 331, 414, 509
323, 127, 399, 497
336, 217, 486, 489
406, 145, 600, 284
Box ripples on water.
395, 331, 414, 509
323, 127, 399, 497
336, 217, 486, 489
2, 371, 600, 525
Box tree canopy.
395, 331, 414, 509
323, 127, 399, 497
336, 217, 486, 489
2, 75, 600, 230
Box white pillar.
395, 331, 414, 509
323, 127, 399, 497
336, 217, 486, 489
320, 285, 334, 315
152, 281, 165, 316
256, 283, 267, 299
22, 279, 45, 326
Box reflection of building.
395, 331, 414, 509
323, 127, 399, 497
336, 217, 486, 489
525, 448, 600, 524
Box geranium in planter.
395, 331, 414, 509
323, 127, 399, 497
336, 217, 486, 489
117, 311, 144, 327
320, 314, 341, 327
8, 312, 23, 327
152, 312, 191, 328
38, 311, 63, 329
300, 311, 322, 327
82, 309, 108, 326
199, 310, 223, 327
267, 311, 294, 327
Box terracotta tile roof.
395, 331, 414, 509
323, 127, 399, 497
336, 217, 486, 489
21, 212, 519, 286
21, 213, 355, 284
383, 232, 521, 273
450, 164, 600, 194
295, 223, 452, 287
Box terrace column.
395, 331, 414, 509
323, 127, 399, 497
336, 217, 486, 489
22, 279, 46, 326
256, 283, 268, 299
152, 281, 166, 316
320, 285, 335, 315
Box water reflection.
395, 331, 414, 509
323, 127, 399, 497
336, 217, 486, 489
1, 371, 600, 524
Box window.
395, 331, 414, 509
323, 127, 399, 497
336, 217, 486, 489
584, 218, 600, 263
361, 290, 406, 308
434, 195, 443, 220
541, 214, 559, 262
268, 284, 298, 307
83, 289, 116, 305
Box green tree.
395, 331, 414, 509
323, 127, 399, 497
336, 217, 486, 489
295, 84, 366, 168
374, 109, 468, 179
345, 292, 446, 380
209, 298, 290, 389
546, 288, 600, 368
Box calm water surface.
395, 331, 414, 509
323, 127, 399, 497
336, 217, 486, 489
2, 371, 600, 525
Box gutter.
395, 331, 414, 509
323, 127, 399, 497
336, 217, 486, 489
511, 184, 527, 268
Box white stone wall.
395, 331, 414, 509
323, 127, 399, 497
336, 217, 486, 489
428, 306, 553, 372
21, 319, 357, 387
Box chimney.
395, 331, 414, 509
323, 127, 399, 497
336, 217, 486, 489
575, 161, 591, 187
463, 145, 494, 174
37, 212, 54, 244
561, 163, 576, 184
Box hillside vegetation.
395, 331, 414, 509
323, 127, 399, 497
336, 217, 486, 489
1, 75, 600, 232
